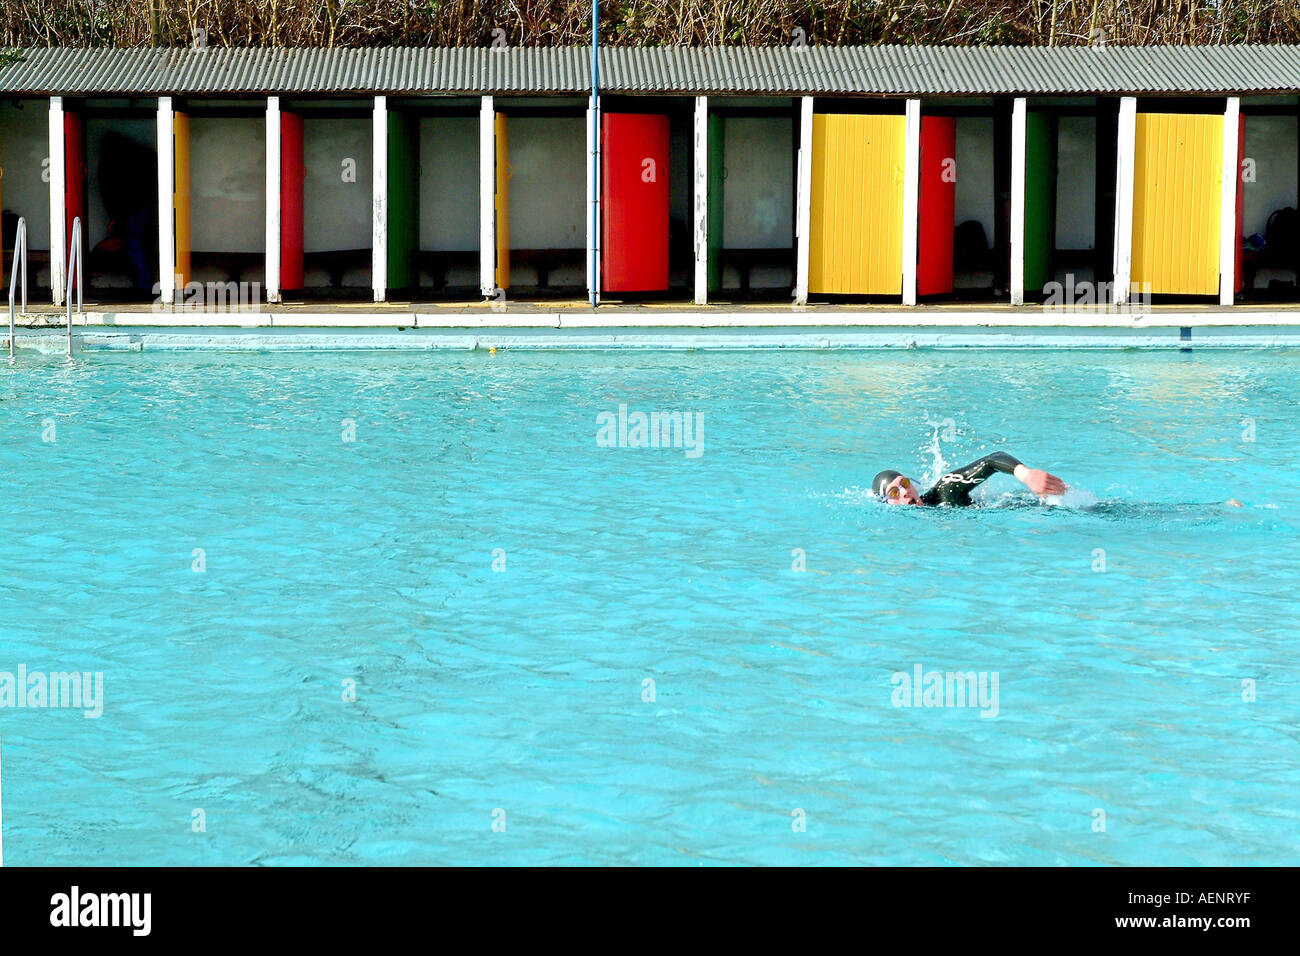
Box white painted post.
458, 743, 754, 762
155, 96, 175, 308
1009, 97, 1027, 306
481, 96, 497, 299
794, 96, 814, 307
902, 98, 922, 306
1220, 96, 1241, 306
265, 96, 282, 304
586, 95, 601, 304
1113, 96, 1137, 307
49, 97, 66, 306
372, 95, 387, 303
693, 96, 708, 306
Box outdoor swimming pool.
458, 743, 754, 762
1, 348, 1296, 865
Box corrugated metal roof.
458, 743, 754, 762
2, 44, 1300, 97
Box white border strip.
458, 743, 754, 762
49, 96, 66, 306
902, 98, 921, 306
371, 95, 387, 303
1220, 97, 1241, 306
1009, 97, 1027, 306
1113, 97, 1137, 307
266, 96, 282, 304
693, 95, 708, 306
481, 95, 496, 298
586, 94, 601, 304
156, 96, 175, 308
794, 96, 813, 307
41, 309, 1300, 331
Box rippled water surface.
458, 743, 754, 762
1, 348, 1297, 865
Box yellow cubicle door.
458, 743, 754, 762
494, 113, 510, 291
1132, 112, 1222, 296
809, 113, 905, 296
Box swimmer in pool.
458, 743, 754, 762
874, 451, 1066, 506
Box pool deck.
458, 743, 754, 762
8, 300, 1300, 349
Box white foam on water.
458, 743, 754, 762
832, 485, 878, 506
1053, 486, 1098, 508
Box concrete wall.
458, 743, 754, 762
507, 116, 585, 250
954, 116, 995, 289
86, 116, 154, 246
418, 116, 478, 252
84, 116, 156, 289
0, 101, 51, 253
190, 116, 265, 253
722, 116, 793, 250
1056, 115, 1096, 250
669, 114, 690, 230
1243, 114, 1297, 238
955, 116, 994, 244
303, 117, 371, 254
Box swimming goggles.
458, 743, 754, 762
885, 476, 912, 499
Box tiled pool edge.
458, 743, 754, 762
9, 318, 1300, 351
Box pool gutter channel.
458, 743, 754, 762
6, 311, 1300, 351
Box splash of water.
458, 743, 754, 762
919, 418, 952, 486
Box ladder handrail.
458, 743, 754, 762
65, 216, 83, 359
7, 216, 27, 363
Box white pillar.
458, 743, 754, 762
481, 96, 499, 298
156, 96, 175, 308
902, 98, 921, 306
1220, 97, 1241, 306
1009, 97, 1027, 306
371, 95, 387, 303
1113, 97, 1137, 307
49, 97, 66, 306
265, 96, 282, 304
794, 96, 814, 307
586, 94, 601, 304
693, 96, 708, 306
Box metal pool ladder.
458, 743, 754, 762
7, 216, 27, 363
65, 216, 84, 359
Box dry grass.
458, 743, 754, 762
2, 1, 1299, 48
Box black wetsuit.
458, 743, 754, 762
921, 452, 1022, 506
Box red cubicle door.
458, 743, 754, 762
64, 108, 87, 266
601, 113, 669, 293
280, 111, 305, 291
916, 115, 955, 297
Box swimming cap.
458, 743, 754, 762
873, 470, 902, 498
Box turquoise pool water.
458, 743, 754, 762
1, 348, 1297, 866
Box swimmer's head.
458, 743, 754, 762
874, 470, 921, 506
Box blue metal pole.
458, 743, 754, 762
589, 1, 599, 307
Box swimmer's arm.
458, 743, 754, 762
921, 452, 1022, 505
945, 451, 1022, 486
1010, 460, 1067, 496
938, 452, 1067, 496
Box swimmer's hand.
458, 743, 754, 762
1013, 463, 1067, 497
